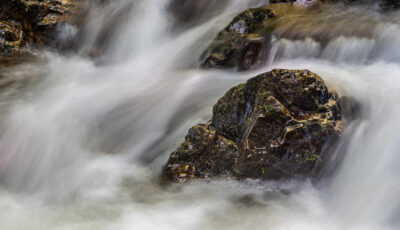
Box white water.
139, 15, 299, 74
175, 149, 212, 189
1, 0, 400, 229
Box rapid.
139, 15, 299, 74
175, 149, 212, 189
1, 0, 400, 229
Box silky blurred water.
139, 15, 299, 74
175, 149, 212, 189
0, 0, 400, 229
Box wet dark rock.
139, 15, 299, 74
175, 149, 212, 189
201, 6, 277, 71
200, 2, 383, 71
163, 69, 344, 182
0, 21, 24, 52
379, 0, 400, 9
0, 0, 83, 53
200, 3, 327, 71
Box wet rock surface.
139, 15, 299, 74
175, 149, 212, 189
163, 69, 344, 182
0, 21, 24, 52
201, 6, 276, 71
0, 0, 82, 53
200, 2, 382, 71
200, 3, 328, 71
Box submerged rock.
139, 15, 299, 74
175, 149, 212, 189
163, 69, 344, 182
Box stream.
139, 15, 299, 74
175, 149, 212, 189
1, 0, 400, 229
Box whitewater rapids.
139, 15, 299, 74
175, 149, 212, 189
1, 0, 400, 229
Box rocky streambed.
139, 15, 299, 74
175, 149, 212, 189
1, 0, 400, 229
163, 1, 367, 183
0, 1, 367, 185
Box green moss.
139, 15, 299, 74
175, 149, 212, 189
237, 83, 246, 91
253, 10, 266, 21
232, 83, 246, 97
182, 141, 190, 149
265, 104, 273, 112
306, 154, 322, 163
235, 96, 240, 105
214, 102, 228, 114
315, 99, 324, 111
175, 150, 186, 158
233, 169, 242, 176
248, 23, 258, 33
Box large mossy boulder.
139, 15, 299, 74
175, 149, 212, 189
163, 69, 343, 182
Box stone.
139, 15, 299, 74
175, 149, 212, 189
0, 21, 23, 52
200, 2, 380, 71
201, 6, 277, 71
163, 69, 344, 182
0, 0, 83, 53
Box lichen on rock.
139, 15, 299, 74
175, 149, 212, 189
163, 69, 344, 182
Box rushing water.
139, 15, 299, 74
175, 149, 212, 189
1, 0, 400, 229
